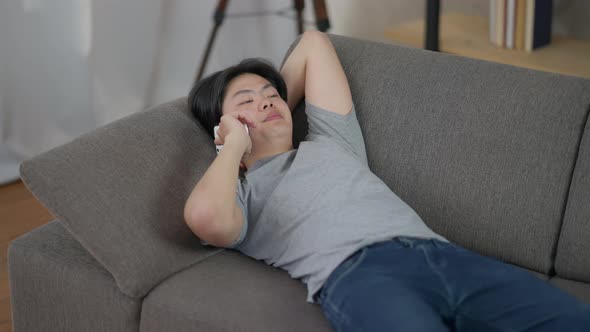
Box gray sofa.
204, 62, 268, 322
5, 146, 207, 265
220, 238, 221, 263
8, 33, 590, 331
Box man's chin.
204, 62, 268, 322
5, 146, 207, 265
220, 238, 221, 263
252, 128, 291, 143
260, 120, 291, 132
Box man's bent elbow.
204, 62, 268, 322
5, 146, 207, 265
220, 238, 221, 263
184, 205, 215, 237
184, 206, 236, 248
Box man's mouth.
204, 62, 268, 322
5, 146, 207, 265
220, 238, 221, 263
264, 112, 282, 122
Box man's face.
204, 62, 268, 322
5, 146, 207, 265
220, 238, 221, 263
221, 73, 292, 145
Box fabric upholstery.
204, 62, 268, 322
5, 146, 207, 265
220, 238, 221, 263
550, 277, 590, 304
526, 268, 549, 281
140, 249, 332, 332
8, 221, 140, 331
19, 98, 224, 298
555, 111, 590, 282
319, 34, 590, 274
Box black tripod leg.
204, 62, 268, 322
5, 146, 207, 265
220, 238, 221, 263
313, 0, 330, 32
196, 0, 229, 81
294, 0, 304, 35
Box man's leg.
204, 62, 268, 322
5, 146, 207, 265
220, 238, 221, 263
317, 240, 452, 332
427, 240, 590, 332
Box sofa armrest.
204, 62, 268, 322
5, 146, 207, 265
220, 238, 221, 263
8, 221, 141, 331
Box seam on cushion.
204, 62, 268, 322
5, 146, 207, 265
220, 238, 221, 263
142, 247, 226, 299
551, 102, 590, 278
8, 240, 122, 289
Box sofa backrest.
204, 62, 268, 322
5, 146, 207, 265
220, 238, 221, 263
556, 114, 590, 282
291, 34, 590, 274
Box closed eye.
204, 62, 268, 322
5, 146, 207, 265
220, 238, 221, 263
239, 94, 278, 105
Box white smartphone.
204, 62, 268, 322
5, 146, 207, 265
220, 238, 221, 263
214, 124, 249, 155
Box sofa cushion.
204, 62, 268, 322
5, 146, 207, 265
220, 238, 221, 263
324, 34, 590, 274
19, 98, 224, 298
140, 249, 332, 332
555, 113, 590, 281
8, 220, 141, 331
550, 277, 590, 305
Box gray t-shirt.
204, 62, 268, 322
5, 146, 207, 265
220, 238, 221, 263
228, 101, 447, 304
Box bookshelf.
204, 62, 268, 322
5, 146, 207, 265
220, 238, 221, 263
384, 13, 590, 79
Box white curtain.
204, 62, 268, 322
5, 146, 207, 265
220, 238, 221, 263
0, 0, 309, 184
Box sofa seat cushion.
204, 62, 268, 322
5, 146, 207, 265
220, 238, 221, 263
550, 277, 590, 304
140, 249, 332, 332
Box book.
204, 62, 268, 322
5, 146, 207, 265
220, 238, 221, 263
524, 0, 535, 51
497, 0, 508, 47
532, 0, 552, 49
515, 0, 526, 50
505, 0, 515, 49
490, 0, 553, 52
490, 0, 497, 46
496, 0, 505, 47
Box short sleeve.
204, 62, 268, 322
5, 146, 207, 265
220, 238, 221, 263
227, 195, 248, 248
305, 101, 368, 166
200, 182, 248, 248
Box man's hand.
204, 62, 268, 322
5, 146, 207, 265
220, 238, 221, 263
214, 113, 256, 156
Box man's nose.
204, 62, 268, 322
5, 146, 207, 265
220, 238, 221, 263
260, 99, 274, 111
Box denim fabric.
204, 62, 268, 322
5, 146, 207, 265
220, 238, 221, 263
317, 236, 590, 332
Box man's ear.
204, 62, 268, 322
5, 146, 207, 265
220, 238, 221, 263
239, 162, 246, 170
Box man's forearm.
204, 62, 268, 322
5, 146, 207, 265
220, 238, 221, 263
184, 143, 242, 232
280, 31, 314, 111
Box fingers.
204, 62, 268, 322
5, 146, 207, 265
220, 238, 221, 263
237, 113, 257, 128
216, 113, 254, 147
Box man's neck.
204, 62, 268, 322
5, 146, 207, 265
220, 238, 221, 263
243, 143, 294, 171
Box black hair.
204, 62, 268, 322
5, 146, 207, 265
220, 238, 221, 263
188, 58, 288, 139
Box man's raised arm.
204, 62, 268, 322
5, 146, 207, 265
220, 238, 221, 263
280, 31, 353, 116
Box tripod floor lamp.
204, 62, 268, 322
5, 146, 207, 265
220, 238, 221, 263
196, 0, 330, 81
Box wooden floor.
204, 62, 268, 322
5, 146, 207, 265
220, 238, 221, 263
0, 180, 53, 332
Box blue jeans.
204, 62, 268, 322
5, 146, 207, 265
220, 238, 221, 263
316, 236, 590, 332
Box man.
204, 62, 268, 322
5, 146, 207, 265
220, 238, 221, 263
184, 31, 590, 331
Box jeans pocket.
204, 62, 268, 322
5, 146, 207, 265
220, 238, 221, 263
322, 247, 368, 301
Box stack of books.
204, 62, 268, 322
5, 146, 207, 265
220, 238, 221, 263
489, 0, 553, 52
